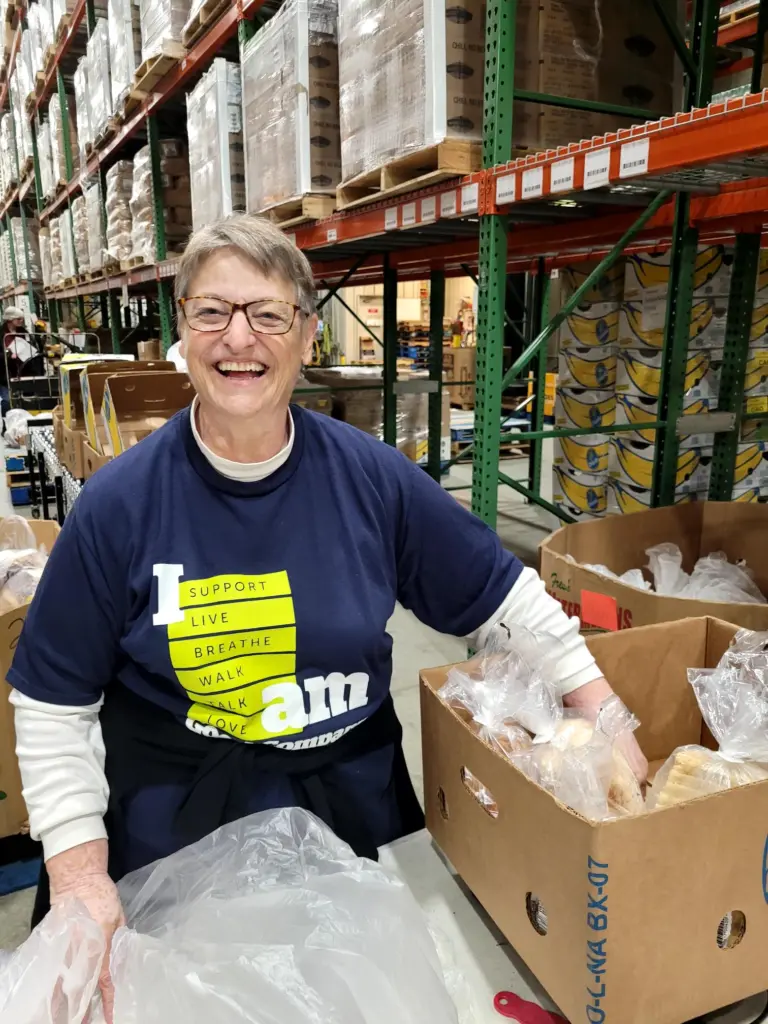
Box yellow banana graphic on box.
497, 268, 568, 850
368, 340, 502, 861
751, 303, 768, 344
744, 352, 768, 394
561, 348, 617, 389
558, 435, 609, 475
733, 487, 761, 503
553, 467, 607, 515
622, 300, 715, 349
616, 393, 659, 443
609, 479, 695, 515
628, 246, 727, 294
558, 390, 616, 429
612, 439, 703, 490
733, 444, 766, 484
563, 308, 619, 347
562, 263, 624, 301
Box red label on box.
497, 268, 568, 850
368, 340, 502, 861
580, 590, 619, 632
493, 992, 568, 1022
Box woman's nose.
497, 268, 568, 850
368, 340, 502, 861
223, 309, 254, 350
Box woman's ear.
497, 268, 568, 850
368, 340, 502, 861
301, 314, 319, 365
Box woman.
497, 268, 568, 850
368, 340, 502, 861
9, 215, 646, 1018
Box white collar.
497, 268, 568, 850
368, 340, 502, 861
190, 397, 294, 482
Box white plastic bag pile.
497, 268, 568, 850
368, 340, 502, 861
438, 625, 644, 821
649, 629, 768, 808
581, 542, 767, 605
0, 808, 461, 1024
0, 515, 49, 615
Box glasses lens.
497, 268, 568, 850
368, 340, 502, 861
246, 300, 295, 334
184, 298, 232, 331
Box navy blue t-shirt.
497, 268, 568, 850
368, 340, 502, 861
10, 406, 522, 749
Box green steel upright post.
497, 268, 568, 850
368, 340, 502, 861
472, 0, 516, 526
107, 292, 121, 351
708, 233, 762, 500
527, 261, 549, 498
48, 298, 59, 333
382, 255, 398, 448
427, 270, 445, 482
651, 0, 720, 506
148, 115, 174, 353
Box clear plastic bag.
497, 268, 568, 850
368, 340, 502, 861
649, 629, 768, 809
646, 543, 766, 604
3, 408, 31, 447
1, 809, 461, 1023
582, 562, 652, 592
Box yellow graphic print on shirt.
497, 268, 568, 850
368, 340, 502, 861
167, 571, 304, 742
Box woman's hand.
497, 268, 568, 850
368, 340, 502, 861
47, 839, 125, 1024
563, 676, 649, 787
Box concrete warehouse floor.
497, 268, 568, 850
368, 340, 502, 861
0, 450, 555, 953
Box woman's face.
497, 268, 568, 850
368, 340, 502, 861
179, 248, 316, 422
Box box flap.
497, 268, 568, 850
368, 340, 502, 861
81, 361, 175, 452
103, 372, 195, 454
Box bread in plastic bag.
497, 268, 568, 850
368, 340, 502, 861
1, 808, 461, 1024
3, 408, 31, 447
646, 543, 766, 604
649, 628, 768, 809
582, 561, 651, 592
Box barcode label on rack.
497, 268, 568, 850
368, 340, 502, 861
619, 138, 650, 179
421, 196, 436, 222
385, 207, 399, 230
495, 174, 516, 205
440, 191, 457, 217
402, 203, 417, 227
461, 182, 479, 212
584, 149, 611, 190
550, 157, 575, 193
326, 228, 338, 242
522, 166, 544, 199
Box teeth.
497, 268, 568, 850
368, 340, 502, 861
217, 361, 266, 373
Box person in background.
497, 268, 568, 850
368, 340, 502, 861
9, 215, 648, 1021
0, 306, 27, 421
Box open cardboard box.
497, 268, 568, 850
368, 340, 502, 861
59, 354, 135, 427
422, 617, 768, 1024
80, 360, 176, 454
102, 372, 195, 455
540, 503, 768, 632
0, 519, 60, 838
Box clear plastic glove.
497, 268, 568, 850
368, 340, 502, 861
564, 676, 649, 787
47, 840, 125, 1024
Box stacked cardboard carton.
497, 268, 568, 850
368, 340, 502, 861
39, 226, 52, 289
88, 19, 113, 139
85, 181, 106, 273
553, 259, 623, 521
9, 218, 42, 283
129, 140, 192, 263
241, 0, 341, 213
139, 0, 192, 61
105, 159, 134, 263
72, 195, 89, 274
60, 210, 76, 279
0, 115, 16, 193
49, 90, 80, 183
49, 215, 64, 287
37, 119, 55, 199
10, 71, 33, 171
187, 59, 245, 230
0, 233, 13, 290
108, 0, 142, 111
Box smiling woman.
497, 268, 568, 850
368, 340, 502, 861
8, 213, 646, 1022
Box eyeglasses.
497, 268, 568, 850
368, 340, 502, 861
178, 296, 304, 335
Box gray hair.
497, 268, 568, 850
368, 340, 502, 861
175, 214, 317, 314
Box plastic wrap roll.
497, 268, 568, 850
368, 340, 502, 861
241, 0, 340, 211
186, 58, 245, 230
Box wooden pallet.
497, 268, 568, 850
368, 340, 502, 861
262, 193, 336, 229
20, 156, 33, 178
54, 12, 70, 41
131, 43, 186, 96
120, 256, 147, 272
719, 1, 759, 26
181, 0, 229, 48
94, 120, 117, 148
337, 141, 481, 211
43, 42, 56, 74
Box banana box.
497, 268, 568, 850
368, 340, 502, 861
732, 441, 768, 490
606, 479, 701, 516
616, 347, 721, 402
557, 345, 617, 389
560, 260, 625, 303
756, 252, 768, 301
615, 392, 716, 449
623, 245, 733, 301
553, 434, 610, 480
743, 349, 768, 398
618, 298, 728, 351
608, 437, 712, 494
732, 484, 767, 502
753, 300, 768, 347
558, 301, 619, 349
554, 387, 616, 431
552, 465, 608, 520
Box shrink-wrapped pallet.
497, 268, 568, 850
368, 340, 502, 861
72, 195, 89, 274
49, 214, 64, 287
129, 139, 191, 263
40, 226, 52, 288
85, 181, 106, 273
105, 159, 133, 262
241, 0, 340, 211
60, 209, 76, 279
28, 2, 54, 68
186, 59, 245, 230
10, 72, 33, 171
10, 217, 42, 283
108, 0, 142, 110
73, 57, 92, 165
37, 118, 55, 199
0, 115, 17, 191
139, 0, 192, 61
87, 18, 112, 138
49, 90, 80, 182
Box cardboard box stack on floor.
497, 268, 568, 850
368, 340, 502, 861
0, 519, 61, 840
241, 0, 341, 213
421, 615, 768, 1024
540, 502, 768, 632
304, 365, 451, 464
187, 59, 246, 231
130, 140, 192, 263
553, 259, 623, 521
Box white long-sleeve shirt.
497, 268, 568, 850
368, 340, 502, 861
11, 411, 600, 861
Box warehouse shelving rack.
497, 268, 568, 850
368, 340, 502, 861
0, 0, 766, 525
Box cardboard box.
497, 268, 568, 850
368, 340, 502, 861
52, 404, 64, 459
60, 422, 87, 479
0, 518, 60, 839
539, 502, 768, 631
442, 347, 476, 407
102, 372, 195, 455
618, 297, 730, 352
608, 436, 712, 493
624, 246, 734, 300
616, 346, 722, 401
554, 387, 616, 431
82, 441, 113, 479
615, 391, 716, 449
80, 361, 176, 453
421, 615, 768, 1024
59, 354, 135, 427
558, 302, 619, 349
137, 340, 162, 360
557, 344, 616, 390
606, 477, 701, 516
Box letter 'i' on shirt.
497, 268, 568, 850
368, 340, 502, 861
8, 405, 523, 746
